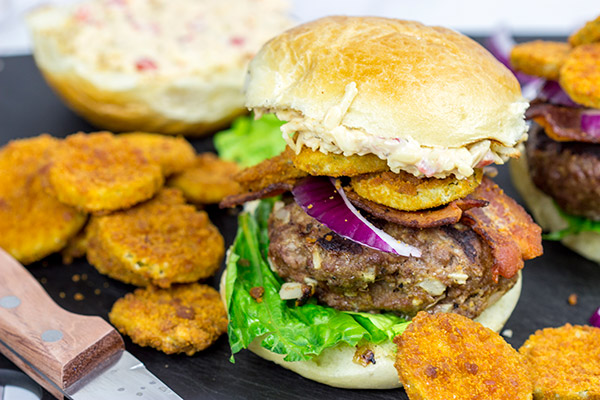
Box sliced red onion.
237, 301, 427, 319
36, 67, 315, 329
538, 80, 580, 108
485, 30, 539, 86
590, 306, 600, 328
291, 177, 421, 257
581, 110, 600, 137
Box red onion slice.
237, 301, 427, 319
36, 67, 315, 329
582, 110, 600, 137
291, 177, 421, 258
590, 306, 600, 328
538, 80, 580, 108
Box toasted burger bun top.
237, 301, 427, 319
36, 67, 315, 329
246, 16, 528, 179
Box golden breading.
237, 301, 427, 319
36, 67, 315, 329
168, 153, 240, 204
560, 43, 600, 109
570, 16, 600, 46
350, 169, 482, 211
510, 40, 571, 80
395, 312, 532, 400
61, 224, 89, 265
45, 132, 164, 213
109, 283, 227, 355
292, 147, 389, 177
0, 135, 86, 264
86, 188, 224, 287
519, 324, 600, 399
119, 132, 196, 176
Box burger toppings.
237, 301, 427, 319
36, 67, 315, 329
527, 104, 600, 143
291, 176, 421, 257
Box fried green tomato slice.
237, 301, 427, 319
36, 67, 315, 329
570, 16, 600, 46
119, 132, 196, 176
168, 153, 240, 204
87, 188, 224, 287
350, 169, 483, 211
560, 43, 600, 109
510, 40, 571, 80
109, 283, 227, 355
0, 135, 86, 264
519, 324, 600, 399
395, 312, 532, 400
46, 132, 164, 213
292, 147, 389, 177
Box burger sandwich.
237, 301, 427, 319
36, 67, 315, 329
510, 16, 600, 263
220, 16, 543, 389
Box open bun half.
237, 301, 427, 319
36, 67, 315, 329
219, 268, 521, 389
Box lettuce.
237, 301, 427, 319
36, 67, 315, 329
544, 202, 600, 240
225, 199, 409, 362
214, 114, 286, 168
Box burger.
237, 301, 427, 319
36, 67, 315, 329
509, 17, 600, 263
220, 16, 543, 389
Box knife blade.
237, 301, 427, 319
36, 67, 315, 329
0, 248, 184, 400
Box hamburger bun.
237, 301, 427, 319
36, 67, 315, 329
26, 0, 291, 136
220, 267, 522, 389
510, 149, 600, 263
246, 16, 529, 178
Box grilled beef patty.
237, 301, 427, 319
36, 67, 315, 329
527, 122, 600, 220
268, 201, 517, 319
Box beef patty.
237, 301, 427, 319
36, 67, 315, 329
268, 201, 517, 319
527, 122, 600, 220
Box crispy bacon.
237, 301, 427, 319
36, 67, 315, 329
462, 177, 543, 281
219, 182, 297, 208
345, 188, 487, 228
526, 103, 600, 143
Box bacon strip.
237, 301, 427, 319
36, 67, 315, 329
526, 103, 600, 143
219, 182, 297, 208
345, 188, 488, 228
461, 177, 543, 281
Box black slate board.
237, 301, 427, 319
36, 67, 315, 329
1, 53, 600, 400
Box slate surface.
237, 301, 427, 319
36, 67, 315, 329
1, 53, 599, 400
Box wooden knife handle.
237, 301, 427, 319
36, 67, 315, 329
0, 248, 124, 398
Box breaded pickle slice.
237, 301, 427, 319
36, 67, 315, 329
109, 283, 227, 355
570, 16, 600, 46
0, 135, 86, 264
395, 312, 532, 400
510, 40, 571, 80
87, 188, 224, 287
119, 132, 196, 176
46, 132, 164, 213
520, 324, 600, 399
560, 43, 600, 109
350, 169, 482, 211
293, 147, 389, 177
168, 153, 240, 204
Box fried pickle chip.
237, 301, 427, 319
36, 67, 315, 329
87, 188, 224, 287
395, 312, 532, 400
510, 40, 571, 80
168, 153, 240, 204
350, 169, 483, 211
519, 324, 600, 399
119, 132, 196, 176
46, 132, 164, 213
234, 147, 308, 193
292, 147, 389, 177
0, 135, 87, 264
109, 283, 227, 355
570, 16, 600, 46
560, 43, 600, 109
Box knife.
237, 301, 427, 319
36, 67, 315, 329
0, 248, 184, 400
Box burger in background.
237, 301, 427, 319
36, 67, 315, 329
509, 15, 600, 263
220, 16, 543, 388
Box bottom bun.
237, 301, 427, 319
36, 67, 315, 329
510, 152, 600, 263
220, 268, 522, 389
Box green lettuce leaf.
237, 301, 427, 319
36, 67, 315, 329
214, 114, 286, 168
543, 202, 600, 240
225, 199, 409, 362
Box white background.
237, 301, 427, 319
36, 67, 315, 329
0, 0, 598, 55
